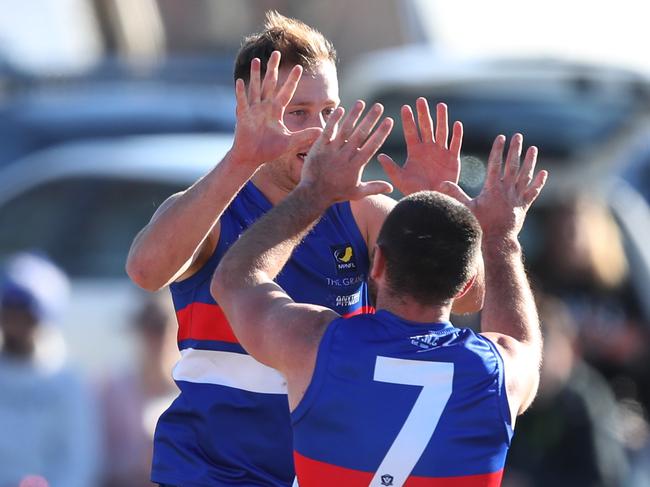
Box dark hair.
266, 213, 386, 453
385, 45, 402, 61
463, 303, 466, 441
376, 191, 482, 306
233, 10, 337, 84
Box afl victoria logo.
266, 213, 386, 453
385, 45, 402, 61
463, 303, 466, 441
380, 474, 394, 486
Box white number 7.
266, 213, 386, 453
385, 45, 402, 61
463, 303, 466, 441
370, 356, 454, 487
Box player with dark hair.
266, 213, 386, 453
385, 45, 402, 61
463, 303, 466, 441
212, 102, 547, 485
127, 11, 481, 486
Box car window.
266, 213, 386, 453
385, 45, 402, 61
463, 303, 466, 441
0, 177, 183, 277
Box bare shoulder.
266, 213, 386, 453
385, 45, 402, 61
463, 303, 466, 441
349, 193, 397, 217
480, 332, 522, 357
349, 194, 397, 246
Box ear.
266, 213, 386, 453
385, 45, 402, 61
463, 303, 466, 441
455, 273, 477, 300
370, 244, 386, 282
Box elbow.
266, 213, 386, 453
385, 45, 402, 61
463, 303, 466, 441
125, 253, 165, 292
211, 259, 243, 303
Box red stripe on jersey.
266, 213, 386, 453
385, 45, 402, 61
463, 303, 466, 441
294, 451, 504, 486
175, 302, 373, 346
343, 306, 375, 318
176, 302, 239, 344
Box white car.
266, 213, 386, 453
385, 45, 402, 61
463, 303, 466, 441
0, 134, 234, 374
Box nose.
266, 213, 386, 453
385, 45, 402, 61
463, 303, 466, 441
302, 112, 327, 130
316, 112, 328, 129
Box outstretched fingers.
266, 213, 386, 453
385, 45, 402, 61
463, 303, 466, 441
416, 97, 434, 143
260, 51, 281, 100
435, 103, 449, 148
235, 78, 248, 114
354, 118, 395, 197
485, 135, 506, 185
347, 103, 384, 148
449, 121, 463, 158
320, 106, 345, 143
248, 58, 262, 104
438, 181, 472, 207
336, 100, 366, 146
275, 65, 304, 108
358, 117, 394, 163
377, 153, 401, 183
516, 146, 538, 193
504, 133, 523, 182
522, 170, 548, 206
401, 105, 420, 147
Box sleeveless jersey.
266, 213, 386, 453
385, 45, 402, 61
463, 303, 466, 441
151, 181, 372, 487
292, 310, 513, 487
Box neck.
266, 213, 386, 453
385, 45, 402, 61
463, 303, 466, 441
251, 165, 296, 206
375, 290, 452, 324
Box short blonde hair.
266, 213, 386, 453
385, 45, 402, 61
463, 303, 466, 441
234, 10, 337, 83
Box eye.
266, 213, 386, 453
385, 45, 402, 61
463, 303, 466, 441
322, 107, 335, 118
289, 109, 306, 117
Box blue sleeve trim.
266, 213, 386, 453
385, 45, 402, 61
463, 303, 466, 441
478, 334, 514, 445
169, 210, 235, 295
291, 317, 343, 426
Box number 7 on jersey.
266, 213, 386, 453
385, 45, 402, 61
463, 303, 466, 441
370, 356, 454, 487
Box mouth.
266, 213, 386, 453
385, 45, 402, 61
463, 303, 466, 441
297, 153, 307, 161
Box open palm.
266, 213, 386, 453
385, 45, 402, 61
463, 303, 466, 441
378, 98, 462, 195
440, 134, 548, 240
232, 51, 322, 168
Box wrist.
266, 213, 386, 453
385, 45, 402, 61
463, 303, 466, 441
293, 181, 334, 213
481, 233, 521, 256
221, 148, 260, 177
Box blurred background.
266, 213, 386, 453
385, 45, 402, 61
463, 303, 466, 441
0, 0, 648, 486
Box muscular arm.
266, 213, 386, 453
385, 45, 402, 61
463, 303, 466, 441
125, 51, 321, 291
441, 134, 547, 421
211, 184, 338, 373
480, 236, 541, 419
212, 102, 393, 408
126, 152, 256, 290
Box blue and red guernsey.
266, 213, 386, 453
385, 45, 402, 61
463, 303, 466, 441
292, 310, 513, 487
151, 181, 372, 487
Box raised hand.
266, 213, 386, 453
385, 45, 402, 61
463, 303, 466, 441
440, 134, 548, 240
232, 51, 323, 167
378, 98, 462, 194
298, 100, 394, 205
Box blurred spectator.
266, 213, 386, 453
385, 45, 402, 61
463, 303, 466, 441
504, 295, 631, 487
0, 252, 99, 487
534, 195, 650, 417
96, 292, 179, 487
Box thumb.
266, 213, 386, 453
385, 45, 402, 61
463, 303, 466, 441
439, 181, 472, 206
356, 180, 394, 199
377, 154, 402, 183
290, 127, 323, 150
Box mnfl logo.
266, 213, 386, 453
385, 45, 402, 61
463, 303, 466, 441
331, 243, 357, 276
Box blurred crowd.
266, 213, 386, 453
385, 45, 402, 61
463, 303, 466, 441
0, 253, 179, 487
504, 194, 650, 486
1, 191, 649, 487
